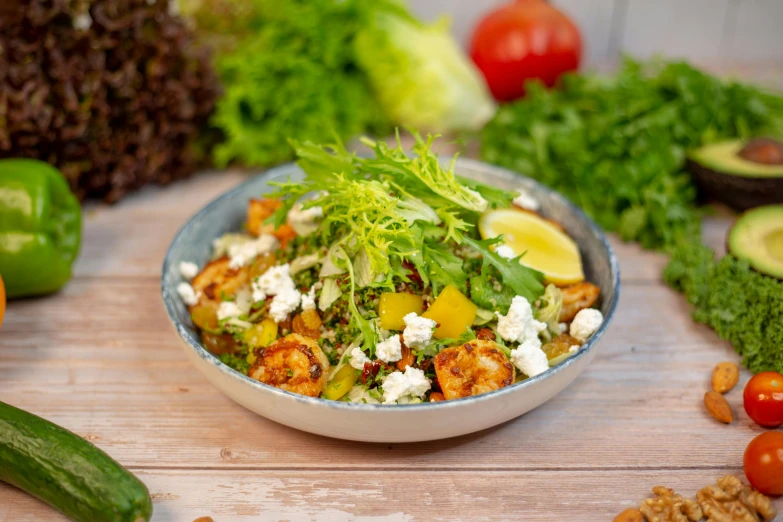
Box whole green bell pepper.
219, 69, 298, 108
0, 159, 82, 299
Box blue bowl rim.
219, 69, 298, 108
161, 157, 621, 411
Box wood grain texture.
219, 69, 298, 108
0, 469, 772, 522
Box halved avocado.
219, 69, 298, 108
688, 138, 783, 211
727, 205, 783, 279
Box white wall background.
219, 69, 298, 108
410, 0, 783, 67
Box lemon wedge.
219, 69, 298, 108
479, 208, 585, 285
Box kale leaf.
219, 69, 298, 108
664, 243, 783, 373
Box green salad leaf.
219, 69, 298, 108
469, 275, 514, 314
463, 236, 545, 304
268, 132, 546, 344
195, 0, 389, 167
269, 132, 500, 276
535, 284, 564, 341
185, 0, 496, 167
354, 6, 495, 133
423, 242, 468, 294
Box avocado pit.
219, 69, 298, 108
738, 138, 783, 166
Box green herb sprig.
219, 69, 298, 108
481, 58, 783, 250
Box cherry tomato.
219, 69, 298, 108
744, 372, 783, 428
0, 274, 5, 327
744, 431, 783, 496
469, 0, 581, 102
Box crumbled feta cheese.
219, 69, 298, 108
510, 342, 549, 378
212, 233, 250, 258
217, 301, 244, 321
252, 264, 295, 302
288, 203, 323, 236
402, 313, 436, 349
558, 322, 568, 334
496, 296, 547, 345
495, 244, 515, 260
228, 234, 278, 269
301, 286, 317, 311
348, 347, 370, 370
381, 367, 431, 404
570, 308, 603, 342
512, 188, 540, 211
267, 286, 302, 323
251, 263, 302, 322
375, 335, 403, 363
179, 261, 199, 280
568, 344, 580, 353
176, 282, 200, 306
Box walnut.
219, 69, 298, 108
640, 486, 704, 522
696, 475, 776, 522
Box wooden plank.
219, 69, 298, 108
3, 469, 780, 522
0, 281, 760, 471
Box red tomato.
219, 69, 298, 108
744, 431, 783, 496
744, 372, 783, 428
469, 0, 582, 102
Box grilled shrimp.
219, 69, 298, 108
191, 257, 250, 306
559, 282, 600, 323
247, 198, 280, 237
247, 198, 297, 247
434, 340, 515, 400
248, 333, 330, 397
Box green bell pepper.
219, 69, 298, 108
0, 159, 82, 299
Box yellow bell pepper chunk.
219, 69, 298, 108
245, 318, 278, 365
323, 364, 359, 401
378, 292, 424, 331
422, 285, 477, 339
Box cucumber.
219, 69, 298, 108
0, 401, 152, 522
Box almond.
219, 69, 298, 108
711, 362, 740, 394
704, 391, 734, 424
614, 508, 644, 522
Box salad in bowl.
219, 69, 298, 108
173, 133, 606, 406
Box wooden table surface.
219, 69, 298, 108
2, 64, 782, 521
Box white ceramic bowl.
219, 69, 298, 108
161, 159, 620, 442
